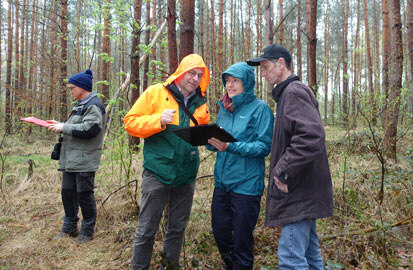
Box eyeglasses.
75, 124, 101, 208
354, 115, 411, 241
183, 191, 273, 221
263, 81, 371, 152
68, 86, 77, 91
187, 70, 204, 79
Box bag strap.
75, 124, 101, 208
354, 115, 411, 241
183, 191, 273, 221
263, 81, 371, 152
165, 85, 199, 126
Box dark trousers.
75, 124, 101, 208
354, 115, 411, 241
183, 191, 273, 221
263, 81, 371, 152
211, 187, 261, 270
61, 171, 96, 236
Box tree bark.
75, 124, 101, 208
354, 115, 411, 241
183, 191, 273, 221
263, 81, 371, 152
76, 0, 82, 73
101, 0, 111, 104
278, 0, 284, 44
27, 0, 39, 123
383, 0, 403, 160
129, 0, 143, 149
306, 0, 318, 95
167, 0, 178, 73
381, 0, 390, 127
407, 0, 413, 116
353, 0, 361, 118
5, 0, 13, 133
14, 0, 20, 115
218, 0, 224, 74
265, 0, 274, 45
179, 0, 195, 60
143, 0, 151, 90
363, 0, 376, 125
297, 0, 302, 80
60, 0, 68, 120
151, 0, 157, 78
342, 0, 349, 126
323, 0, 330, 123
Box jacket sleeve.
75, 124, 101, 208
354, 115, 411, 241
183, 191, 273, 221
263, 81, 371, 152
273, 86, 325, 182
123, 88, 165, 138
62, 105, 103, 139
226, 105, 274, 158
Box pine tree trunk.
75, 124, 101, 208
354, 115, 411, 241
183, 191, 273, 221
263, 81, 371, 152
230, 0, 234, 63
363, 0, 376, 125
381, 0, 390, 127
101, 0, 111, 104
14, 0, 20, 116
383, 0, 403, 160
247, 2, 252, 59
76, 0, 82, 73
265, 0, 274, 105
353, 0, 361, 119
323, 0, 330, 123
49, 0, 57, 118
0, 1, 2, 120
265, 0, 273, 45
167, 0, 178, 73
342, 0, 349, 126
20, 0, 27, 115
5, 0, 12, 133
179, 0, 195, 60
297, 0, 302, 80
407, 0, 413, 116
216, 0, 223, 74
306, 0, 318, 95
256, 0, 263, 99
151, 0, 157, 78
60, 0, 68, 120
278, 0, 284, 44
143, 1, 150, 90
27, 0, 39, 123
129, 0, 142, 149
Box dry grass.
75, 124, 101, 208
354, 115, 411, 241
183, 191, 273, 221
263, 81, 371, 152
0, 126, 412, 269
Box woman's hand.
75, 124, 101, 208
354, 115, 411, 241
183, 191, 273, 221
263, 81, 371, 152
208, 137, 229, 151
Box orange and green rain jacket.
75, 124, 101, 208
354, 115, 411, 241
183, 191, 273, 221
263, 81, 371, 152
124, 54, 210, 186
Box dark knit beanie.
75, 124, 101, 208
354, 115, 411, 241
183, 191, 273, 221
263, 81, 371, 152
68, 69, 93, 92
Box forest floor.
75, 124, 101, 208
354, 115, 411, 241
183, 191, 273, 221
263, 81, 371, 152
0, 124, 412, 270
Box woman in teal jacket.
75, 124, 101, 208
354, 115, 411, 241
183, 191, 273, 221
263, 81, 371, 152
207, 62, 274, 269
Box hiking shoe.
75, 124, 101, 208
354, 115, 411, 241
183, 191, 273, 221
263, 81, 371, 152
52, 230, 79, 240
77, 234, 93, 244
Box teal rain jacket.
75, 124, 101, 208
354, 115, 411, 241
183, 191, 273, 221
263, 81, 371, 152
207, 62, 274, 196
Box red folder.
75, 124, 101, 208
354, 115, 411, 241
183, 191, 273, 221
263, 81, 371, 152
20, 117, 52, 128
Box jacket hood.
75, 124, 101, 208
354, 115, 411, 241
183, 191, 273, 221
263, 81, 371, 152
221, 62, 256, 108
164, 54, 210, 95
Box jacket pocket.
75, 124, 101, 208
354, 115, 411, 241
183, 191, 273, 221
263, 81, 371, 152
65, 148, 85, 170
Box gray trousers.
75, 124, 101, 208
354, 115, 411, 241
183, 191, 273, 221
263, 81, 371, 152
131, 170, 195, 270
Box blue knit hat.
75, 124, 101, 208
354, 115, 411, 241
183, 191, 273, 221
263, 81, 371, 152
68, 70, 93, 92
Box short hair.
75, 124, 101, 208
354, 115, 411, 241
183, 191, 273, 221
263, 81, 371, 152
271, 58, 291, 70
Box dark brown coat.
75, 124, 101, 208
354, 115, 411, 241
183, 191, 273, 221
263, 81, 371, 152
265, 76, 333, 227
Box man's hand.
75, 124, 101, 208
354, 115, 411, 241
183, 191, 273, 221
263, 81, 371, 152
47, 122, 64, 133
274, 176, 288, 193
161, 109, 176, 126
208, 137, 229, 151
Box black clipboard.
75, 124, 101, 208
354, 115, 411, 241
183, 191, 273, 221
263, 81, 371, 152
171, 124, 237, 146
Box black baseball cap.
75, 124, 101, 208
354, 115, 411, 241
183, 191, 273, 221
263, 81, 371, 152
247, 44, 292, 66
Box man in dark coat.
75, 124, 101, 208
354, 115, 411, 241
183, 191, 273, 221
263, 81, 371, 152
247, 44, 333, 269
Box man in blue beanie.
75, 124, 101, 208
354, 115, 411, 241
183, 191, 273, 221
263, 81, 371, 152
47, 70, 106, 244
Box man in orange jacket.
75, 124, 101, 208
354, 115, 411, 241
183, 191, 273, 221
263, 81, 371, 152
124, 54, 210, 270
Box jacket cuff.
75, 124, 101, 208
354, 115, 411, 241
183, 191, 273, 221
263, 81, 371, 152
273, 161, 288, 183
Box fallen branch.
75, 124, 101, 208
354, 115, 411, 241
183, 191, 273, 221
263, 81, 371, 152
99, 180, 138, 209
196, 174, 214, 181
320, 214, 413, 241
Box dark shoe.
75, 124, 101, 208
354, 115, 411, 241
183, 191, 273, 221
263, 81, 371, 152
77, 234, 93, 244
52, 230, 79, 240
